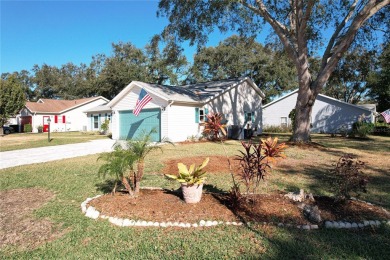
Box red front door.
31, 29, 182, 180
43, 116, 50, 132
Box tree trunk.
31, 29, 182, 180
134, 160, 145, 195
121, 176, 134, 197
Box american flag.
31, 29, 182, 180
381, 109, 390, 124
133, 88, 152, 116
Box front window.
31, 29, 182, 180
199, 109, 205, 122
281, 117, 287, 127
93, 116, 99, 129
245, 112, 253, 123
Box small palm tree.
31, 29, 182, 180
98, 128, 172, 197
98, 146, 137, 196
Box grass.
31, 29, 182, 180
0, 134, 389, 258
0, 131, 109, 152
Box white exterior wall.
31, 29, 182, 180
166, 104, 201, 142
263, 92, 373, 133
111, 85, 168, 140
207, 81, 263, 137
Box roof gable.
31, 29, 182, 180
25, 96, 109, 114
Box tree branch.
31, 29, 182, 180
240, 0, 298, 61
321, 0, 359, 70
314, 0, 390, 95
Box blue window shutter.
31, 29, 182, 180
195, 108, 199, 123
251, 112, 255, 123
204, 108, 209, 122
244, 110, 247, 122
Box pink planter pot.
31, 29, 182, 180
181, 183, 204, 203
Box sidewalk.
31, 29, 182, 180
0, 139, 116, 170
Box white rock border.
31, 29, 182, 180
81, 194, 390, 230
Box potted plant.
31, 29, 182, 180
165, 158, 209, 203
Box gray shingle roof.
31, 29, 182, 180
132, 77, 264, 103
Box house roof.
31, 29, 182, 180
25, 96, 109, 114
108, 77, 265, 107
83, 103, 111, 113
263, 89, 373, 113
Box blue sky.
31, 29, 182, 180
1, 0, 245, 74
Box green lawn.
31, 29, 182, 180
1, 134, 389, 258
0, 131, 109, 152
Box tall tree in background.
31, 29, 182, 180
368, 42, 390, 112
95, 42, 148, 99
32, 64, 61, 99
145, 35, 188, 85
190, 35, 296, 101
325, 47, 377, 104
0, 75, 26, 130
158, 0, 389, 142
1, 71, 34, 101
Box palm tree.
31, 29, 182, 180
98, 128, 172, 197
98, 146, 137, 196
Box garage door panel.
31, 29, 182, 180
119, 109, 160, 141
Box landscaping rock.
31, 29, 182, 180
311, 225, 319, 229
285, 189, 305, 202
351, 223, 358, 228
303, 204, 322, 223
85, 207, 99, 219
325, 221, 333, 228
345, 222, 352, 229
302, 225, 310, 230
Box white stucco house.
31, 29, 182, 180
107, 77, 265, 142
19, 96, 109, 133
262, 89, 374, 133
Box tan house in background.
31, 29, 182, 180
18, 96, 109, 133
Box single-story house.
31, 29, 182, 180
107, 77, 265, 142
19, 96, 109, 133
262, 89, 374, 133
83, 104, 113, 132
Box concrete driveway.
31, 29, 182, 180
0, 139, 116, 170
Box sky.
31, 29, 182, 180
1, 0, 248, 74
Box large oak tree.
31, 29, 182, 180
158, 0, 389, 142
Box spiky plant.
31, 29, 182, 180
201, 112, 227, 140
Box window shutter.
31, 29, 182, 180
63, 115, 66, 123
244, 110, 247, 122
204, 108, 209, 122
54, 115, 58, 123
251, 112, 255, 123
91, 115, 93, 130
195, 108, 199, 123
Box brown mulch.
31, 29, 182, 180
161, 156, 240, 175
89, 189, 390, 225
0, 188, 66, 250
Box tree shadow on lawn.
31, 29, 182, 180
245, 224, 390, 259
314, 135, 390, 153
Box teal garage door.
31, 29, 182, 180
119, 108, 161, 141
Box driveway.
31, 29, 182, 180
0, 139, 116, 170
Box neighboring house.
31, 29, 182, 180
107, 77, 265, 142
262, 89, 374, 133
19, 96, 109, 133
84, 104, 113, 132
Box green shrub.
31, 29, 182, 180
351, 121, 374, 138
23, 124, 32, 133
101, 119, 110, 134
263, 125, 291, 133
37, 125, 43, 133
288, 108, 296, 132
371, 125, 390, 136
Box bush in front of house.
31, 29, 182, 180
23, 124, 32, 133
262, 125, 291, 133
351, 121, 374, 138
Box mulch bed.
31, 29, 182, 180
89, 189, 390, 225
161, 156, 240, 175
